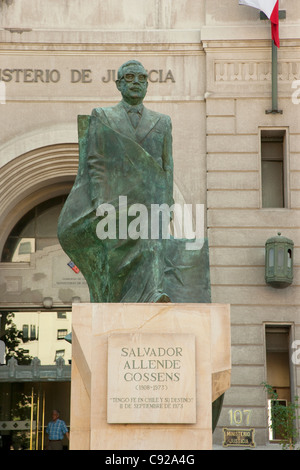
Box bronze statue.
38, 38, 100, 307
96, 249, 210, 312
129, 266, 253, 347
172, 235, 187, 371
57, 60, 211, 304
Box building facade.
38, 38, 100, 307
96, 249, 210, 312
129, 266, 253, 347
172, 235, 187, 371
0, 0, 299, 449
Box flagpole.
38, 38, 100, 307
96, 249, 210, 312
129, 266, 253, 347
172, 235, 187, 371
261, 8, 286, 114
272, 40, 278, 112
240, 2, 285, 113
266, 40, 282, 114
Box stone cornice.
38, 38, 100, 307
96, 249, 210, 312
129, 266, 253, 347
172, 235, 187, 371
0, 28, 202, 48
201, 25, 300, 43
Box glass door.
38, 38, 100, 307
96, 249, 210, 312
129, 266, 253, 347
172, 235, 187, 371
0, 382, 44, 450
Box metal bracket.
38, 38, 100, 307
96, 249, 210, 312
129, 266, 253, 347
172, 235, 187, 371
265, 109, 283, 115
260, 11, 286, 21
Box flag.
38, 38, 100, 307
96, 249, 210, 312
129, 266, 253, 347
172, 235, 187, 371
67, 260, 80, 274
239, 0, 280, 47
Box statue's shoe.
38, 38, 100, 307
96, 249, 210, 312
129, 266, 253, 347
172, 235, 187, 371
152, 292, 171, 303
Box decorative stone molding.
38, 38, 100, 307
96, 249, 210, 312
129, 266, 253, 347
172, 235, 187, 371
215, 61, 300, 82
7, 356, 18, 377
31, 356, 41, 378
0, 421, 35, 431
0, 356, 71, 382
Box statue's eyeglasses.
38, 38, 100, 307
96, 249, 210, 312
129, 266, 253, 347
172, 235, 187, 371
120, 73, 148, 83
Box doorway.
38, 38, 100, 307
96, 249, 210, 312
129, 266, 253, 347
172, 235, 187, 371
0, 381, 70, 450
265, 325, 292, 441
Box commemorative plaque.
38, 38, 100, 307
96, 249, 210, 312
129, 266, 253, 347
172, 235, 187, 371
107, 333, 196, 424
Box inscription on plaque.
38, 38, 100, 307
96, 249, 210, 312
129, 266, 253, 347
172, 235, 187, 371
107, 333, 196, 424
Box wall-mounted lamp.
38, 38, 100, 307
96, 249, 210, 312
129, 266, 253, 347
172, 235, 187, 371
265, 233, 294, 288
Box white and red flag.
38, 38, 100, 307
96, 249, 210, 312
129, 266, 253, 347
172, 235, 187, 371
239, 0, 280, 47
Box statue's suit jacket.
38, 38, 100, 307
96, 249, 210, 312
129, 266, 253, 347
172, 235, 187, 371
87, 102, 174, 208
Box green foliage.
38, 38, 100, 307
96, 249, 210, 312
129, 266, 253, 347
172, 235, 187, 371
262, 382, 300, 450
10, 392, 32, 450
4, 312, 33, 365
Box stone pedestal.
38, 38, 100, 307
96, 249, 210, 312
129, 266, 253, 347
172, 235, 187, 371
70, 303, 231, 450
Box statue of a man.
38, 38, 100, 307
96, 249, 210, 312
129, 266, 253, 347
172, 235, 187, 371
58, 60, 175, 303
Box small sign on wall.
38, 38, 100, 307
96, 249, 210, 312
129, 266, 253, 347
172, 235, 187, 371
223, 428, 256, 448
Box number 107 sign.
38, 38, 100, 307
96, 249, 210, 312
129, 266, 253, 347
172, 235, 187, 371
228, 409, 252, 426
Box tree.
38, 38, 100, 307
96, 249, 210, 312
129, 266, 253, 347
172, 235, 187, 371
262, 382, 300, 450
4, 312, 32, 365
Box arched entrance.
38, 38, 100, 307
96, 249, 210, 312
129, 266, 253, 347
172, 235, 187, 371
0, 143, 83, 450
0, 142, 78, 255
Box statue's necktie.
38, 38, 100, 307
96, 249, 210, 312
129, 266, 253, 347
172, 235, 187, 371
128, 108, 141, 129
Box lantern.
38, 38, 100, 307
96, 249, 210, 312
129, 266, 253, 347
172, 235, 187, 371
265, 233, 294, 288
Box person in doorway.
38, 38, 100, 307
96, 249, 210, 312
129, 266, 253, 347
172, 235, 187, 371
46, 409, 69, 450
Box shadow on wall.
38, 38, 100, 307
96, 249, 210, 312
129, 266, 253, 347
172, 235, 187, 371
0, 0, 14, 8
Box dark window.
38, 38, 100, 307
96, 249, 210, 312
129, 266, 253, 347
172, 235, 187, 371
57, 312, 67, 319
57, 329, 68, 340
30, 325, 37, 341
1, 196, 67, 262
261, 130, 286, 208
55, 350, 65, 361
22, 324, 29, 342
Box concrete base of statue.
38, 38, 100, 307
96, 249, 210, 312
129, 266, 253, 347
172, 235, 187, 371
69, 303, 231, 450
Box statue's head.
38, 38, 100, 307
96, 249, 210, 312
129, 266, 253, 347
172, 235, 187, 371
116, 60, 148, 105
